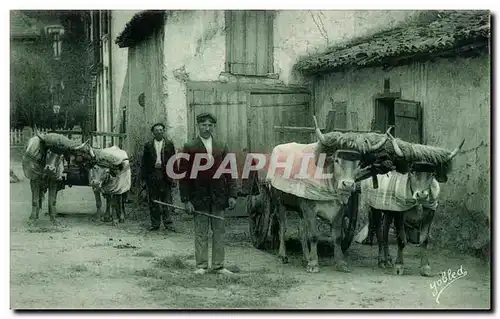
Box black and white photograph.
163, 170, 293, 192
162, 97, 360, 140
7, 6, 492, 310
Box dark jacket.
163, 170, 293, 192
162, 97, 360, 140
178, 136, 237, 212
141, 138, 176, 184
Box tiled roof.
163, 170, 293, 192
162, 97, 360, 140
10, 10, 41, 39
115, 10, 165, 48
294, 10, 490, 75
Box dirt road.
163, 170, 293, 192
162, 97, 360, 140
10, 167, 491, 309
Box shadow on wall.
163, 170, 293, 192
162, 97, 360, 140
431, 200, 490, 262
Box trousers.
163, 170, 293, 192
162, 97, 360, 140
194, 209, 225, 270
147, 168, 173, 228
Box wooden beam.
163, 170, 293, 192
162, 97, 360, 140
273, 126, 379, 133
48, 130, 83, 134
91, 131, 127, 137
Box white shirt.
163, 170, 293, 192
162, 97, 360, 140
154, 139, 164, 165
200, 135, 212, 155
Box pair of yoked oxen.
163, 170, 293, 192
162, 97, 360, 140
267, 116, 464, 277
22, 129, 129, 226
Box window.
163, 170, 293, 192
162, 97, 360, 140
373, 96, 423, 144
225, 10, 274, 76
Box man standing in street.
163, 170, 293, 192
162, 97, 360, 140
141, 123, 176, 231
178, 113, 237, 275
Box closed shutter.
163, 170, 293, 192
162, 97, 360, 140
394, 99, 422, 144
226, 10, 273, 76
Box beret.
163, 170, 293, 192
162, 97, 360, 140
196, 112, 217, 124
151, 123, 166, 131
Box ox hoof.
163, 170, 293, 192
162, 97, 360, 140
420, 265, 432, 277
385, 258, 393, 268
307, 265, 320, 273
394, 264, 404, 275
335, 262, 351, 273
281, 256, 289, 264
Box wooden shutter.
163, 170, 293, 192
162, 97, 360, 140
394, 99, 422, 143
226, 11, 273, 76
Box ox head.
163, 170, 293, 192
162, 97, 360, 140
313, 116, 388, 192
389, 132, 465, 203
33, 126, 90, 178
89, 163, 121, 191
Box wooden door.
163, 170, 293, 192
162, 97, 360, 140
187, 85, 249, 170
394, 99, 423, 144
248, 92, 311, 154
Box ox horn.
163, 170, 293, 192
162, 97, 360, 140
447, 139, 465, 160
386, 126, 404, 157
367, 128, 390, 152
313, 115, 325, 144
88, 144, 96, 158
33, 124, 44, 141
74, 138, 90, 151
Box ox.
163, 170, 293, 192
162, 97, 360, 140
361, 135, 465, 276
87, 146, 131, 226
270, 117, 390, 273
22, 131, 88, 223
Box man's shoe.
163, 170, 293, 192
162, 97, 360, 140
215, 268, 234, 276
149, 226, 160, 231
194, 268, 207, 275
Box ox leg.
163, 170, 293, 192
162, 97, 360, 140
304, 205, 319, 273
393, 212, 406, 275
111, 195, 119, 226
39, 189, 44, 218
118, 194, 125, 223
103, 194, 112, 222
47, 182, 58, 224
29, 180, 40, 220
362, 209, 376, 245
419, 208, 435, 277
120, 194, 126, 222
277, 202, 288, 264
298, 219, 310, 266
331, 220, 350, 273
382, 212, 394, 268
93, 190, 103, 221
372, 208, 386, 268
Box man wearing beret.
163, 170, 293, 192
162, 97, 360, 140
178, 112, 237, 275
141, 123, 177, 231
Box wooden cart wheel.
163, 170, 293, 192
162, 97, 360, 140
247, 182, 272, 250
341, 189, 360, 253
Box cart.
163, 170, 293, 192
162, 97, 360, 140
48, 130, 127, 190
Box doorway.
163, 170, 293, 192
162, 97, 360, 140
373, 96, 397, 136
